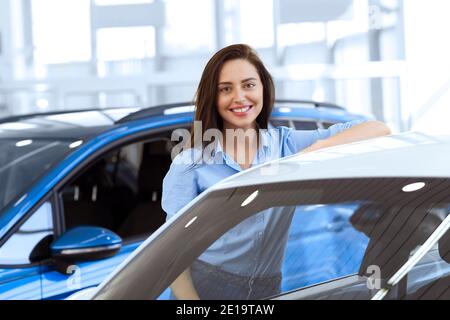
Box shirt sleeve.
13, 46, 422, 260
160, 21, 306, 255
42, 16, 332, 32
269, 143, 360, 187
286, 119, 368, 154
161, 150, 199, 221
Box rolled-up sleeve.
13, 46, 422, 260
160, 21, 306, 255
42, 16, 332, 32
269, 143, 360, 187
286, 119, 367, 154
161, 151, 199, 221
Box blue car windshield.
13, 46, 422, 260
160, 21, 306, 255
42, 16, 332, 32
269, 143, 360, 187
0, 138, 76, 216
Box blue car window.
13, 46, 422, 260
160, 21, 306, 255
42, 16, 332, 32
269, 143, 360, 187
293, 120, 319, 130
0, 202, 53, 265
60, 138, 174, 240
0, 139, 77, 217
281, 203, 369, 292
322, 122, 335, 129
270, 119, 290, 128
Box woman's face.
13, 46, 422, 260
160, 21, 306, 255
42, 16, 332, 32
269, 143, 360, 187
216, 59, 263, 131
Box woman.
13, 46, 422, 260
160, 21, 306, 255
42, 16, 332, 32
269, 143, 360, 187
162, 44, 391, 300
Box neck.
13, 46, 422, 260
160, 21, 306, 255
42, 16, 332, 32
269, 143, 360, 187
222, 124, 260, 160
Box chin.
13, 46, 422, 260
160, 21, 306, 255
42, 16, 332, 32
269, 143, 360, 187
227, 120, 257, 130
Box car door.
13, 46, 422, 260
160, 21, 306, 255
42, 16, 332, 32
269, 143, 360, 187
0, 200, 55, 300
39, 241, 141, 300
40, 132, 177, 299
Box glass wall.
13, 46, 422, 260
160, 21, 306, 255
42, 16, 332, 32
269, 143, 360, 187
3, 0, 443, 133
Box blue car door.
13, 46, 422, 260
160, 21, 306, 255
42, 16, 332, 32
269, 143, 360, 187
39, 242, 141, 300
0, 268, 42, 300
0, 201, 55, 299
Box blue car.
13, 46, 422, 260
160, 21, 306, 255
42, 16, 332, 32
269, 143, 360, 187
0, 100, 369, 299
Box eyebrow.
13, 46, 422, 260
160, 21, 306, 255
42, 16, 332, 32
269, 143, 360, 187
218, 78, 257, 86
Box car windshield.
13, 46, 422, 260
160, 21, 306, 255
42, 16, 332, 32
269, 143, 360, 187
0, 138, 77, 216
93, 177, 450, 300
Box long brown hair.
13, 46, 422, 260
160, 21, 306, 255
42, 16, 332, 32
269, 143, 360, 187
191, 44, 275, 148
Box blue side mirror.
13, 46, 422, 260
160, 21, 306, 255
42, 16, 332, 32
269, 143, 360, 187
51, 226, 122, 262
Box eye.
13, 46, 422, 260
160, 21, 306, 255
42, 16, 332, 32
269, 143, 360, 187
244, 82, 256, 89
219, 86, 231, 93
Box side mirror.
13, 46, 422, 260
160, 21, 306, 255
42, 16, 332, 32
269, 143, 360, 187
51, 226, 122, 263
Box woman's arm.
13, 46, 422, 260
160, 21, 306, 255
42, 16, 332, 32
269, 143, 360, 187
299, 120, 391, 154
170, 268, 200, 300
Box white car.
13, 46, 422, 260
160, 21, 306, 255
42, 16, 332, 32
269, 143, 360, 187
70, 132, 450, 300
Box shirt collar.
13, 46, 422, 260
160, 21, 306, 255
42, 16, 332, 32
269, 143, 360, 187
212, 126, 271, 160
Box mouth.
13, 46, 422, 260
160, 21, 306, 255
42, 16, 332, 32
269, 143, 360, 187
229, 105, 253, 115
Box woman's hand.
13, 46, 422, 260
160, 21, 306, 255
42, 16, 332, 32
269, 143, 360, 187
299, 120, 391, 155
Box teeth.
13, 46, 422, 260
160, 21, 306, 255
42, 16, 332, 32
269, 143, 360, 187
231, 106, 250, 113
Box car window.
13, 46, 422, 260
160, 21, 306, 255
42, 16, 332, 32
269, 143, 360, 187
134, 178, 450, 301
60, 138, 175, 241
401, 243, 450, 300
289, 226, 450, 300
293, 121, 318, 130
0, 202, 53, 265
163, 180, 450, 299
281, 203, 369, 291
270, 120, 290, 128
0, 138, 79, 217
157, 202, 370, 300
321, 122, 335, 129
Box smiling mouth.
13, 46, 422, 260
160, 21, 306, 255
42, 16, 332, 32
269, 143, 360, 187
230, 105, 252, 113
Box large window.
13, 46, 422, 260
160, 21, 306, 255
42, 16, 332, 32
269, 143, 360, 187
95, 0, 154, 5
277, 23, 326, 48
31, 0, 91, 64
97, 26, 156, 61
223, 0, 273, 48
163, 0, 215, 55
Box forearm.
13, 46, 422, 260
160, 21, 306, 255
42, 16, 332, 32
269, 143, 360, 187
301, 120, 391, 154
170, 268, 200, 300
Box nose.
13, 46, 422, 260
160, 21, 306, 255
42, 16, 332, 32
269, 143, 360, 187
233, 87, 246, 104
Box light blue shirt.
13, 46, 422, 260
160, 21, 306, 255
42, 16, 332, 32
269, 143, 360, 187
162, 121, 366, 277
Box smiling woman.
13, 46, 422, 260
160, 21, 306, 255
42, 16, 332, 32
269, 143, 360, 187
216, 59, 264, 131
161, 44, 390, 300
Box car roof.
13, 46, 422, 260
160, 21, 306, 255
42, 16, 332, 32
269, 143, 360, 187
0, 108, 137, 140
0, 100, 364, 140
213, 132, 450, 191
115, 99, 347, 123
